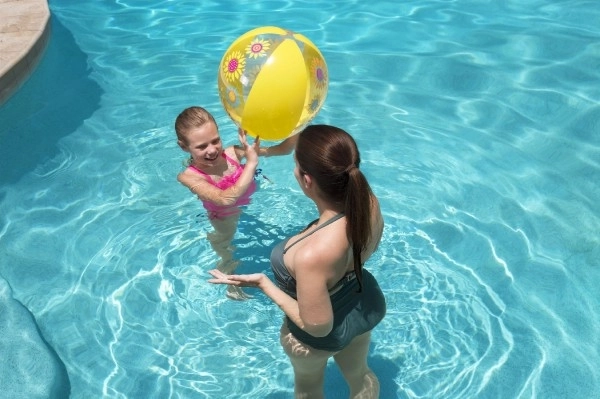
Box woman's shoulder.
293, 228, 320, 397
304, 222, 349, 262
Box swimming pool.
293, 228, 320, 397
1, 0, 599, 397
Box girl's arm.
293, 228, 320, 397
178, 169, 254, 207
178, 131, 259, 207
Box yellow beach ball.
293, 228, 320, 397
218, 26, 328, 141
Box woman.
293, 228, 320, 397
209, 125, 386, 398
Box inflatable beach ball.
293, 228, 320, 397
218, 26, 328, 141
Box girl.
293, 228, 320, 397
175, 106, 297, 299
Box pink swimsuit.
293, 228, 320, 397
188, 152, 257, 220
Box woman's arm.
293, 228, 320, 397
207, 242, 337, 338
208, 270, 304, 324
207, 267, 333, 337
234, 132, 298, 159
290, 246, 336, 337
262, 134, 298, 157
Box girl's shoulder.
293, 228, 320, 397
224, 146, 245, 165
227, 145, 244, 161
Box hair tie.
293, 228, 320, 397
345, 163, 358, 174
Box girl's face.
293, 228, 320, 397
179, 122, 223, 168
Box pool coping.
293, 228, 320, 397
0, 0, 51, 105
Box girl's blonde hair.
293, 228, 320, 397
175, 106, 218, 144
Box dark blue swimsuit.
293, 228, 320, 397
270, 214, 386, 352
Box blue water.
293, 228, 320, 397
1, 0, 599, 398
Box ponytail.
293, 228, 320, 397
296, 125, 374, 292
344, 166, 374, 292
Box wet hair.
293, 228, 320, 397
295, 125, 374, 292
175, 106, 218, 144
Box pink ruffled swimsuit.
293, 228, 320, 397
188, 152, 257, 220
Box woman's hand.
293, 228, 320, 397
209, 270, 301, 327
208, 269, 266, 289
238, 128, 260, 166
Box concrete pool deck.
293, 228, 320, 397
0, 0, 50, 105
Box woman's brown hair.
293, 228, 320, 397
295, 125, 374, 291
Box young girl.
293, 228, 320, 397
175, 106, 297, 299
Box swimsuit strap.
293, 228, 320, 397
283, 213, 345, 254
189, 163, 216, 185
222, 152, 242, 168
188, 152, 240, 184
188, 164, 207, 176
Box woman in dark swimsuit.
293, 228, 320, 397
209, 125, 386, 398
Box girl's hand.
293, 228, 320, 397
238, 128, 260, 166
208, 269, 265, 289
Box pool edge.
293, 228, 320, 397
0, 0, 51, 106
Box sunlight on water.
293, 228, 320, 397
1, 0, 599, 398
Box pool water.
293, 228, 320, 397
1, 0, 599, 398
